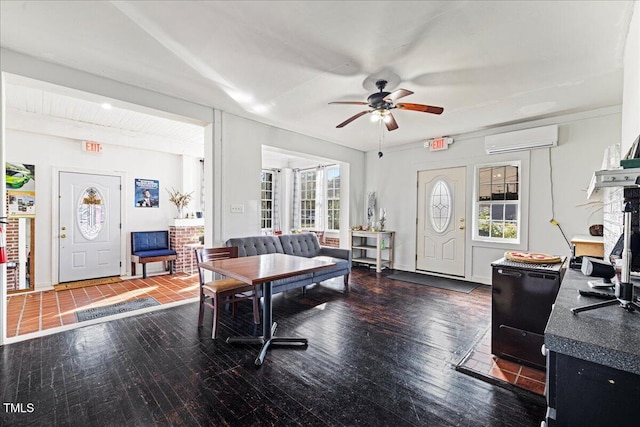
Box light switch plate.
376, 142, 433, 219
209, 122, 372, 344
230, 204, 244, 213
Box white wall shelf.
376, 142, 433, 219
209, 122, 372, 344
350, 230, 395, 273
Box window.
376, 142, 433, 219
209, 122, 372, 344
260, 171, 273, 230
430, 180, 451, 233
300, 169, 316, 228
326, 166, 340, 230
474, 163, 520, 242
77, 186, 105, 240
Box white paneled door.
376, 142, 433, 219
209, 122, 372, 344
59, 172, 121, 283
416, 167, 466, 276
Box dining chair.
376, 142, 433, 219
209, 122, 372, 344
195, 246, 260, 339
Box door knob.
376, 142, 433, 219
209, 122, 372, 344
459, 218, 465, 222
459, 226, 465, 230
61, 226, 66, 230
60, 234, 67, 238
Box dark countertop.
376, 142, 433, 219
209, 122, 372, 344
544, 268, 640, 374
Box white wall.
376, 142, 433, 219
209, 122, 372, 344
215, 112, 364, 247
365, 109, 620, 284
621, 2, 640, 153
6, 129, 184, 288
602, 2, 639, 258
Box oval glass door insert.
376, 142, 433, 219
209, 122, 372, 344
77, 187, 105, 240
430, 180, 452, 233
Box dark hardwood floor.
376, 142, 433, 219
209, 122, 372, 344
1, 267, 545, 426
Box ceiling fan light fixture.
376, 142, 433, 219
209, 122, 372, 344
330, 79, 443, 130
370, 109, 390, 122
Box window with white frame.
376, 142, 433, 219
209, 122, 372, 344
326, 166, 340, 230
300, 169, 316, 228
260, 170, 274, 230
474, 162, 520, 242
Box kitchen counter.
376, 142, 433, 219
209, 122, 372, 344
544, 268, 640, 375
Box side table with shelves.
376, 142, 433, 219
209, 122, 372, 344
350, 230, 395, 273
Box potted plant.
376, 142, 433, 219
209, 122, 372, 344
167, 188, 193, 219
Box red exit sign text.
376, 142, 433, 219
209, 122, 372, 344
82, 141, 103, 153
425, 137, 453, 152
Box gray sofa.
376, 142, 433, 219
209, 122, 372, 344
225, 233, 351, 295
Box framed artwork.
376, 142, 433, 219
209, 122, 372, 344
6, 162, 36, 218
135, 178, 159, 208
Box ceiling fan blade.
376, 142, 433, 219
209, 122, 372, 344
396, 103, 444, 115
329, 101, 369, 105
383, 88, 413, 103
336, 110, 370, 128
384, 113, 399, 131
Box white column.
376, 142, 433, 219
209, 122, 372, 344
1, 72, 7, 345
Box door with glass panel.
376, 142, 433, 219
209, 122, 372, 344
58, 172, 121, 283
416, 167, 466, 276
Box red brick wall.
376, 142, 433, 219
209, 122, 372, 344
323, 237, 340, 248
169, 225, 204, 273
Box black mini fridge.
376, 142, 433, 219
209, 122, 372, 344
491, 257, 566, 370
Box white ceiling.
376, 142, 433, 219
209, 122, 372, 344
0, 1, 635, 152
4, 74, 206, 155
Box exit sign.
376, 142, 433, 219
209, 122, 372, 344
424, 137, 453, 152
82, 141, 103, 153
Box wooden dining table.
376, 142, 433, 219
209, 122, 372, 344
198, 253, 335, 365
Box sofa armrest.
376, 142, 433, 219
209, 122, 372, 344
319, 247, 352, 263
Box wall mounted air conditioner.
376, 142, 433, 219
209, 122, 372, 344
484, 124, 558, 154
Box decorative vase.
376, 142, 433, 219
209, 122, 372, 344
177, 207, 184, 219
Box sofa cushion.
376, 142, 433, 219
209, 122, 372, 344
133, 249, 177, 258
251, 273, 314, 297
279, 233, 321, 258
312, 255, 349, 271
226, 236, 284, 257
132, 231, 171, 252
225, 233, 351, 294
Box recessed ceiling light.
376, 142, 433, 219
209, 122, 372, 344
101, 103, 112, 110
252, 104, 269, 114
227, 90, 254, 104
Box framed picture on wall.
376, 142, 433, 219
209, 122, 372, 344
135, 178, 159, 208
6, 162, 36, 218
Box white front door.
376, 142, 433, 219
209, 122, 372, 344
416, 167, 466, 276
59, 172, 121, 283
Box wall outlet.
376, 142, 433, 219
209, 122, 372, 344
230, 204, 244, 213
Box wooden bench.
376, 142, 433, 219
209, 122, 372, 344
131, 231, 177, 279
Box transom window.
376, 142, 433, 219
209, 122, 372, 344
474, 163, 520, 242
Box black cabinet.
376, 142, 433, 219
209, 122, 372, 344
491, 258, 564, 369
546, 351, 640, 426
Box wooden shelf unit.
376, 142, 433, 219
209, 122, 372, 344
350, 230, 395, 273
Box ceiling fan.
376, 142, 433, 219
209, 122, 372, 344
329, 79, 444, 131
